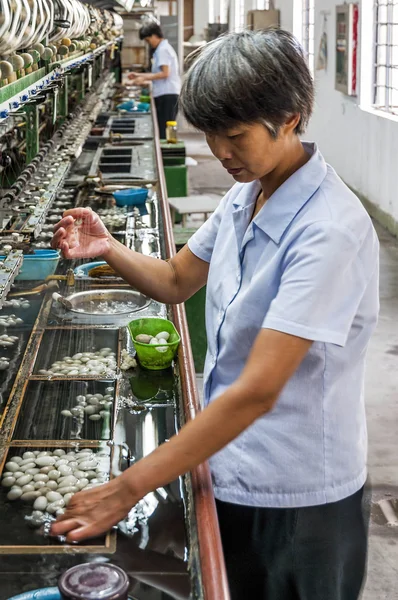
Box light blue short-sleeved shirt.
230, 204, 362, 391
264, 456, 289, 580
188, 143, 379, 508
151, 39, 181, 98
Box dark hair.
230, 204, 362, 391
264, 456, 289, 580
180, 28, 314, 137
139, 22, 164, 40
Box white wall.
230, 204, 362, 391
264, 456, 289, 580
194, 0, 209, 37
194, 0, 290, 36
273, 0, 398, 230
275, 0, 294, 32
191, 0, 398, 226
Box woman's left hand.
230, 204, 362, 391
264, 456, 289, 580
50, 475, 138, 543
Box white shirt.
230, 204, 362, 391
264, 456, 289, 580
188, 143, 379, 508
151, 39, 181, 98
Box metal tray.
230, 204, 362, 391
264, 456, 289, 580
65, 289, 150, 315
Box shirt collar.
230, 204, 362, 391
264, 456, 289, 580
232, 143, 328, 244
155, 39, 167, 51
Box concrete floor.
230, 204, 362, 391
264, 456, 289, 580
180, 130, 398, 600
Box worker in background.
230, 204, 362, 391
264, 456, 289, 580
52, 29, 379, 600
129, 22, 181, 139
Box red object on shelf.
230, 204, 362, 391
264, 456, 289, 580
351, 3, 359, 96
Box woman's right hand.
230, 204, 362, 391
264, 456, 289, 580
51, 207, 111, 259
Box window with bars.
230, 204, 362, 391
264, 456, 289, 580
302, 0, 315, 73
373, 0, 398, 113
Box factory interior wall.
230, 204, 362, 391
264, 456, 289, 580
273, 0, 398, 236
191, 0, 398, 234
194, 0, 209, 36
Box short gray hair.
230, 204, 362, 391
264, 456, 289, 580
180, 28, 314, 137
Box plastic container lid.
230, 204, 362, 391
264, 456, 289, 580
58, 563, 129, 600
166, 121, 177, 126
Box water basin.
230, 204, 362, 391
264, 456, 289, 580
66, 290, 150, 315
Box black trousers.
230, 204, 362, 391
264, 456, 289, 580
154, 94, 179, 139
216, 486, 370, 600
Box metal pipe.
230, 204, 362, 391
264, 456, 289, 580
8, 282, 53, 297
177, 0, 184, 76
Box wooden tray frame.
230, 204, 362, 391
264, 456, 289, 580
0, 441, 116, 554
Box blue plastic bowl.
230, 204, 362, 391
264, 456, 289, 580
135, 102, 150, 112
116, 100, 135, 111
7, 587, 61, 600
113, 188, 148, 207
0, 250, 60, 281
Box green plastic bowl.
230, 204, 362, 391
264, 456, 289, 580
128, 317, 180, 370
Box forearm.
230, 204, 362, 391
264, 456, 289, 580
144, 72, 167, 81
121, 380, 272, 499
102, 235, 181, 303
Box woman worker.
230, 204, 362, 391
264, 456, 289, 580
129, 21, 181, 139
52, 29, 379, 600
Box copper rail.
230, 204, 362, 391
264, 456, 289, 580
151, 95, 230, 600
